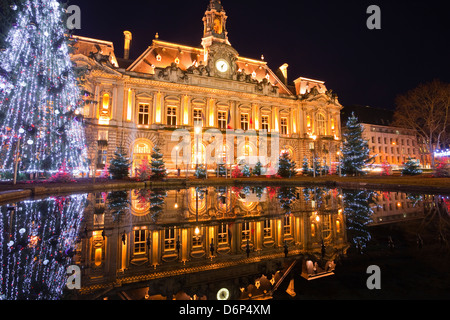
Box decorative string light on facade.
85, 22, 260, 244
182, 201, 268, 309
435, 149, 450, 157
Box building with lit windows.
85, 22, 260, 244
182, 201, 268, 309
71, 0, 343, 176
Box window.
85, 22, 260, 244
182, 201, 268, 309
378, 137, 381, 144
261, 115, 269, 131
138, 104, 150, 125
134, 229, 146, 255
317, 114, 326, 136
97, 145, 108, 168
166, 106, 177, 126
264, 219, 272, 238
241, 221, 251, 241
164, 227, 176, 251
284, 216, 291, 236
280, 117, 288, 135
193, 109, 203, 126
218, 111, 227, 130
241, 113, 249, 131
218, 223, 228, 245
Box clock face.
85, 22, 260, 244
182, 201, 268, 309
215, 59, 229, 73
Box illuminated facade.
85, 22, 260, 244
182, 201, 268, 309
71, 0, 343, 176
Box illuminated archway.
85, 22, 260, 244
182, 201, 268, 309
131, 139, 153, 176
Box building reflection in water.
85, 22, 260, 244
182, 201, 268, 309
1, 186, 437, 300
77, 186, 348, 300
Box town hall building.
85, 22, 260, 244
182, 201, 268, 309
71, 0, 343, 176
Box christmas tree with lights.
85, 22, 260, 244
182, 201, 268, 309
278, 151, 297, 178
401, 157, 422, 176
108, 147, 130, 180
0, 0, 88, 178
340, 113, 372, 176
150, 145, 167, 180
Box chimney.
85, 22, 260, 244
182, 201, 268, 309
278, 63, 289, 85
123, 30, 132, 60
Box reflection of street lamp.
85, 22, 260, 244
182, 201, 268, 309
194, 187, 201, 238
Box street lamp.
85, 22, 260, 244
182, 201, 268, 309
175, 145, 179, 177
337, 151, 342, 177
311, 135, 317, 178
195, 126, 201, 169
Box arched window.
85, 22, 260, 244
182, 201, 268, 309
317, 114, 326, 136
132, 140, 152, 176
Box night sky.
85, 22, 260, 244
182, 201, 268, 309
69, 0, 449, 110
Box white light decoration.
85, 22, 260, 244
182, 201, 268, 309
0, 194, 87, 300
0, 0, 89, 176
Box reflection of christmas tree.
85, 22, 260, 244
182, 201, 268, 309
0, 0, 88, 176
107, 191, 129, 222
150, 189, 167, 221
277, 187, 297, 214
340, 113, 372, 176
0, 194, 87, 300
342, 189, 375, 252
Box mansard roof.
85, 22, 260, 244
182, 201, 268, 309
126, 38, 293, 95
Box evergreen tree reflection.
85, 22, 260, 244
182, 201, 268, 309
107, 191, 130, 223
0, 195, 87, 300
342, 189, 375, 254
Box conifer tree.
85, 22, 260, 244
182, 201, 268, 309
340, 113, 372, 176
194, 164, 207, 179
253, 160, 263, 176
108, 147, 130, 180
0, 0, 88, 177
301, 157, 311, 176
242, 164, 251, 177
150, 145, 167, 180
216, 163, 226, 177
278, 151, 297, 178
401, 158, 422, 176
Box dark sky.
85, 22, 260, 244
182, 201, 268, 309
70, 0, 449, 110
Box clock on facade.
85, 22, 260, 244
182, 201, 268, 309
215, 59, 229, 73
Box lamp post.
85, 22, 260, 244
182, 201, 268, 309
175, 145, 179, 177
337, 151, 342, 177
312, 135, 317, 178
195, 126, 201, 170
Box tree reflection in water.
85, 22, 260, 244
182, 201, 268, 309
0, 194, 87, 300
342, 189, 376, 254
